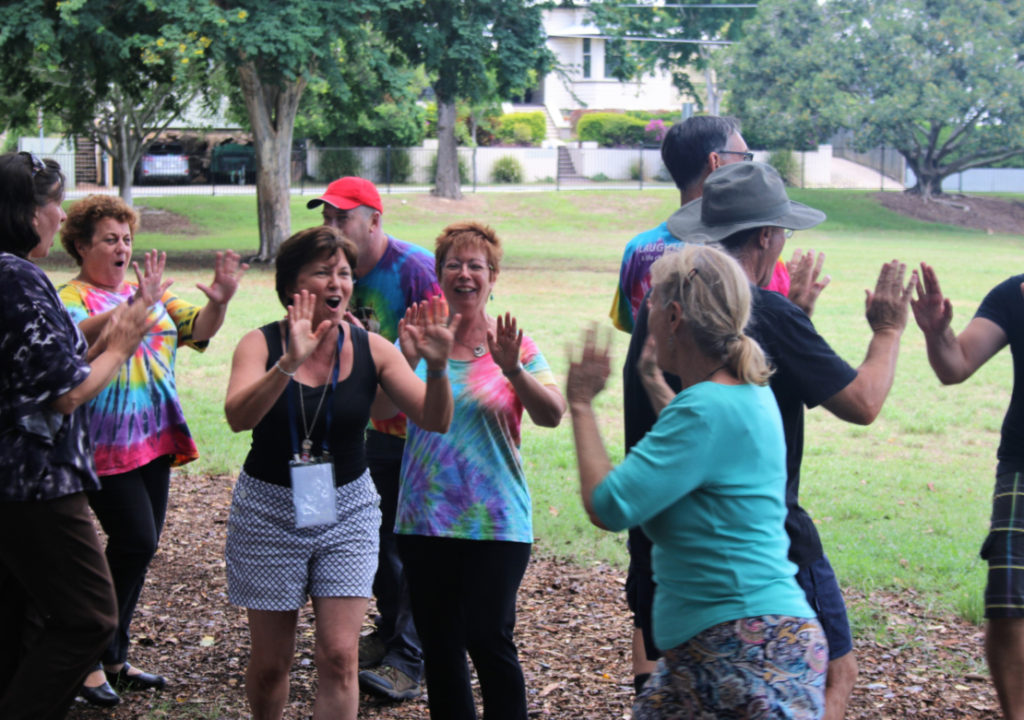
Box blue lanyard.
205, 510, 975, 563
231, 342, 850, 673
286, 327, 344, 461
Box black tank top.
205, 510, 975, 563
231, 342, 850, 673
242, 322, 378, 487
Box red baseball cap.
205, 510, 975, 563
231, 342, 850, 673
307, 176, 383, 213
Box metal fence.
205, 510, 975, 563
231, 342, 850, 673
33, 142, 677, 199
830, 130, 906, 182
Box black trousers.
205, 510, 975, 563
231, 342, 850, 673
0, 492, 117, 720
398, 534, 531, 720
87, 456, 171, 666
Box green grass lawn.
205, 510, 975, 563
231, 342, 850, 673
42, 188, 1023, 632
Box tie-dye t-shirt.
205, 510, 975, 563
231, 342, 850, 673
58, 280, 206, 476
396, 335, 555, 543
610, 221, 791, 333
349, 235, 440, 437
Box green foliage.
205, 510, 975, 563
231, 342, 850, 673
768, 149, 798, 185
588, 0, 758, 100
318, 147, 361, 182
380, 0, 552, 197
491, 155, 524, 183
577, 113, 647, 147
494, 112, 546, 146
591, 172, 610, 182
376, 147, 412, 184
725, 0, 1024, 196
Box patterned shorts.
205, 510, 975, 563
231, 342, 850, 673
634, 615, 827, 720
225, 469, 381, 610
981, 467, 1024, 618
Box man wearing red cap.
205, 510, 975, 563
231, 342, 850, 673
308, 176, 440, 701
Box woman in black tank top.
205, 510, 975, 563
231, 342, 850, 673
222, 226, 456, 720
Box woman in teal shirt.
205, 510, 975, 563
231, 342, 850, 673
568, 245, 826, 719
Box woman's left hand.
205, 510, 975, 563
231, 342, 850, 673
487, 312, 524, 375
567, 323, 611, 406
196, 250, 248, 305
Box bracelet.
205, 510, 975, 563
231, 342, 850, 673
426, 367, 447, 379
273, 360, 296, 378
502, 362, 524, 379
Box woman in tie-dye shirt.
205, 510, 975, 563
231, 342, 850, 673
392, 222, 565, 720
57, 194, 246, 705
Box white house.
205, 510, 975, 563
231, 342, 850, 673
530, 3, 691, 138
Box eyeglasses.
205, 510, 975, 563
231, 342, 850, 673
442, 260, 491, 274
717, 150, 754, 162
18, 151, 45, 176
784, 229, 794, 239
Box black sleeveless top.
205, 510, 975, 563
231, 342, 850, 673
242, 322, 378, 487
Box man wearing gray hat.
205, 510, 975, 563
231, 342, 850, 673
645, 161, 915, 720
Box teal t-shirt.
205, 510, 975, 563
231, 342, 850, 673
592, 381, 813, 650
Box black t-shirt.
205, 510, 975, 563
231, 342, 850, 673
975, 274, 1024, 473
623, 293, 681, 453
243, 322, 378, 487
747, 287, 857, 566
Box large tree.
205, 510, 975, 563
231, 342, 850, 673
380, 0, 552, 199
725, 0, 1024, 197
587, 0, 757, 114
0, 0, 216, 205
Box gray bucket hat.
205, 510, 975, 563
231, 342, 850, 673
665, 161, 826, 243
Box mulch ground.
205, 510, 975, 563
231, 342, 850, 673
64, 473, 1000, 719
875, 191, 1024, 235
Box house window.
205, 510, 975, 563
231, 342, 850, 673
582, 38, 591, 79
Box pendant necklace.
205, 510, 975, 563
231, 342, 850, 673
297, 340, 338, 460
456, 333, 487, 357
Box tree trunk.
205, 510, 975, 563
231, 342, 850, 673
237, 61, 306, 261
433, 97, 462, 199
114, 113, 134, 206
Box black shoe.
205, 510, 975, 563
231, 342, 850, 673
79, 680, 121, 707
105, 662, 167, 691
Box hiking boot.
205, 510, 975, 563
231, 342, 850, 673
358, 664, 421, 701
358, 632, 387, 669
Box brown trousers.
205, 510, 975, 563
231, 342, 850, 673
0, 491, 117, 720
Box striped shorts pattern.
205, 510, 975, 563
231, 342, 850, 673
634, 615, 827, 720
225, 469, 381, 610
982, 468, 1024, 618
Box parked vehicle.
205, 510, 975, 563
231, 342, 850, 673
136, 142, 191, 184
210, 143, 256, 184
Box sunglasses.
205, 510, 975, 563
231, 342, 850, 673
18, 151, 45, 176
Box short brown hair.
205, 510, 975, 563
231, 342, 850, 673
61, 194, 138, 266
275, 225, 359, 308
434, 221, 503, 278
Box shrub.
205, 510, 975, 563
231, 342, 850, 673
769, 149, 798, 186
491, 155, 524, 184
629, 161, 643, 181
376, 147, 412, 184
495, 112, 547, 146
591, 172, 610, 182
319, 147, 361, 182
577, 112, 647, 147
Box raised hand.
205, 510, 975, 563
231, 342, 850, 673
196, 250, 248, 305
786, 248, 830, 317
910, 262, 953, 337
865, 259, 915, 334
487, 312, 524, 375
407, 296, 457, 368
567, 323, 611, 406
282, 290, 333, 370
131, 249, 172, 307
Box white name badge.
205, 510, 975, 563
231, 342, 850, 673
290, 461, 338, 529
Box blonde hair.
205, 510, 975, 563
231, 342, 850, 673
650, 244, 772, 386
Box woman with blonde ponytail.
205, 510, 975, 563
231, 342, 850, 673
568, 244, 827, 719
